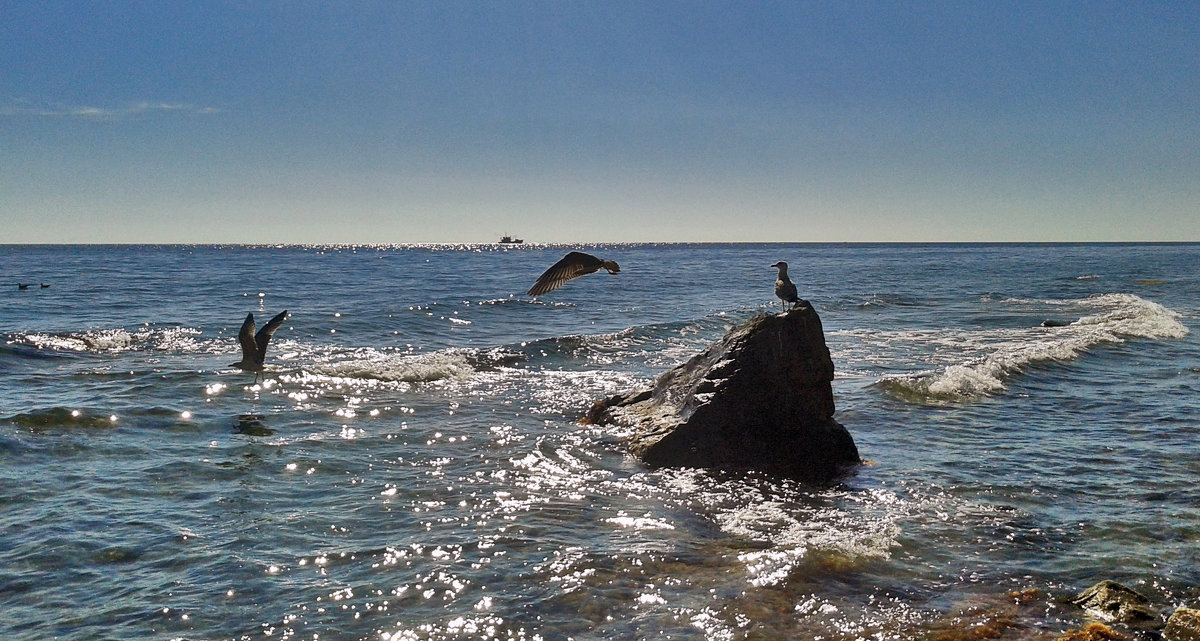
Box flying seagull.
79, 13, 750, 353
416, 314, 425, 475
231, 310, 288, 383
527, 251, 620, 296
771, 261, 801, 308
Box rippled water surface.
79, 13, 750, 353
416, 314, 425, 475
2, 243, 1198, 640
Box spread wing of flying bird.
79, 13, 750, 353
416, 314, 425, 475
527, 251, 621, 296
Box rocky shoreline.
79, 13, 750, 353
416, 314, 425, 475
1068, 580, 1200, 640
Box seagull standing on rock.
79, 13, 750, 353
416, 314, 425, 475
231, 310, 288, 383
528, 251, 620, 296
771, 261, 802, 309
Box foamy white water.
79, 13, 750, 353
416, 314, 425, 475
871, 293, 1188, 401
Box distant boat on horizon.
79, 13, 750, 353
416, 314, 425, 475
499, 235, 524, 244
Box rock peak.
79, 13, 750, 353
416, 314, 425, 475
586, 304, 860, 483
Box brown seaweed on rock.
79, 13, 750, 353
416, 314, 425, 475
1054, 622, 1131, 641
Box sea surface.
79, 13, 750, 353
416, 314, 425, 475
1, 243, 1198, 641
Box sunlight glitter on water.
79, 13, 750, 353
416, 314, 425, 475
606, 513, 677, 530
4, 243, 1198, 641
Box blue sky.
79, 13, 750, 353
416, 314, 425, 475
2, 1, 1197, 243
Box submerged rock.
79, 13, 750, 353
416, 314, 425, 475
1165, 607, 1200, 641
1070, 580, 1160, 627
234, 413, 275, 436
585, 304, 860, 483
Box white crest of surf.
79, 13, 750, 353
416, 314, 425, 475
304, 348, 479, 384
661, 471, 915, 588
19, 329, 139, 352
17, 327, 205, 353
1071, 292, 1188, 338
878, 293, 1187, 401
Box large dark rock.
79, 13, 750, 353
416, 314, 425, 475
585, 304, 860, 483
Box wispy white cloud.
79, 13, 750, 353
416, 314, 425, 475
0, 100, 221, 118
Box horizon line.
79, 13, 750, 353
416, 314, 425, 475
3, 240, 1199, 248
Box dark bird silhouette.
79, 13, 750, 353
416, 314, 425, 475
230, 310, 288, 383
527, 251, 620, 296
17, 284, 30, 290
40, 284, 50, 288
771, 261, 801, 308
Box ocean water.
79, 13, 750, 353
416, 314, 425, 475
1, 242, 1198, 641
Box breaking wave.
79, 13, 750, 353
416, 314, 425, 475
298, 347, 522, 385
11, 327, 208, 354
876, 293, 1188, 402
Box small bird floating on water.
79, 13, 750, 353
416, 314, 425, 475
770, 261, 802, 309
528, 251, 620, 296
17, 283, 30, 290
231, 310, 288, 383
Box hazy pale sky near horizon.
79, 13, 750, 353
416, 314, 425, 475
2, 1, 1197, 243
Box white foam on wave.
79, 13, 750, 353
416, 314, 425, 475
878, 293, 1188, 401
18, 329, 135, 352
719, 488, 904, 587
304, 349, 479, 384
17, 326, 210, 355
1072, 293, 1188, 339
662, 471, 913, 588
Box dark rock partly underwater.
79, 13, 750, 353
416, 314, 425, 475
587, 304, 860, 483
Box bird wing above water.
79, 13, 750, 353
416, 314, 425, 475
527, 251, 617, 296
253, 310, 289, 366
237, 313, 260, 363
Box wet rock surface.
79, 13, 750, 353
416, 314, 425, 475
1165, 607, 1200, 641
586, 304, 860, 483
1070, 580, 1160, 627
